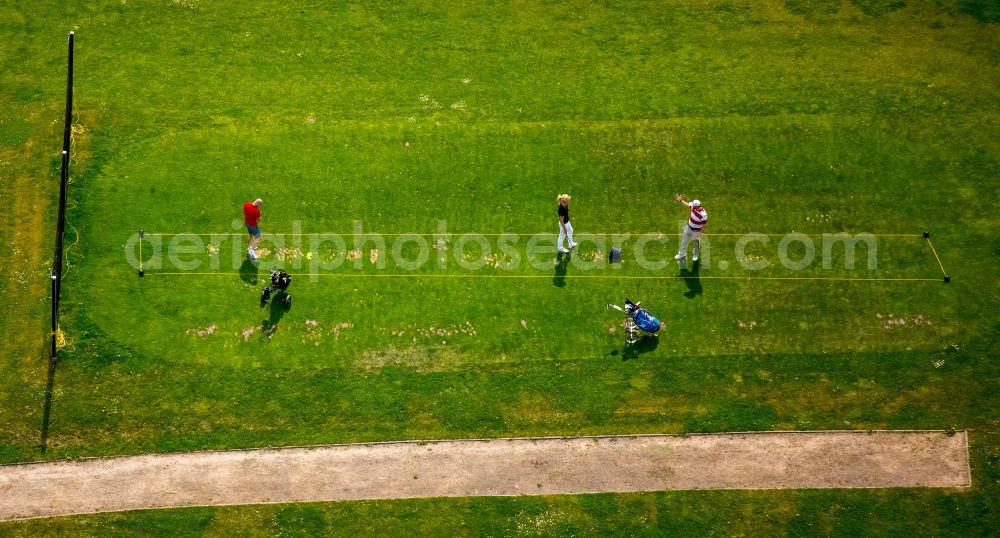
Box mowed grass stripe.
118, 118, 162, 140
126, 234, 942, 280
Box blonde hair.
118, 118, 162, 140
557, 194, 571, 203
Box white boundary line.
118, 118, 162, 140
140, 232, 928, 238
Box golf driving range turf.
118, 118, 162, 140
2, 0, 999, 535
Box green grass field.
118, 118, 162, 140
2, 0, 999, 535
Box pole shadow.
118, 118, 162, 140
553, 251, 570, 287
240, 258, 260, 285
39, 356, 57, 454
679, 259, 703, 298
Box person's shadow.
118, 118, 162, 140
261, 293, 287, 342
240, 258, 259, 285
611, 335, 661, 361
679, 259, 703, 298
553, 251, 571, 287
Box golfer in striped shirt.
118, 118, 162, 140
673, 195, 707, 262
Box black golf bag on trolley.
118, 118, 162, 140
261, 270, 292, 309
607, 298, 663, 345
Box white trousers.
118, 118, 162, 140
677, 226, 702, 257
558, 221, 575, 249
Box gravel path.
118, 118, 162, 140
0, 430, 970, 521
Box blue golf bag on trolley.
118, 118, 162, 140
607, 298, 663, 345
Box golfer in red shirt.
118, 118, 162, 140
243, 198, 263, 260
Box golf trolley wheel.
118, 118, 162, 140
281, 294, 292, 309
624, 318, 639, 345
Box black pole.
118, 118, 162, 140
51, 149, 68, 360
51, 32, 74, 361
62, 32, 74, 154
49, 273, 58, 359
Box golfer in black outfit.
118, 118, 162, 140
557, 194, 577, 253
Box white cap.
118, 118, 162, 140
691, 199, 701, 207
